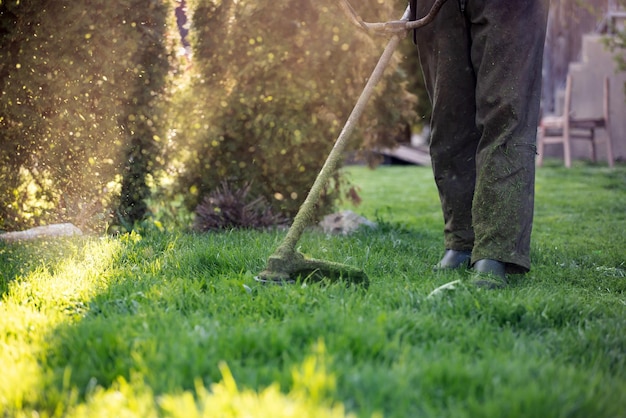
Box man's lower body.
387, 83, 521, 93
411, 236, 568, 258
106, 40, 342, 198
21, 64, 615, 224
414, 0, 549, 285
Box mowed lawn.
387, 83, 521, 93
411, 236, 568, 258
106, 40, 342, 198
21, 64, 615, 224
0, 162, 625, 417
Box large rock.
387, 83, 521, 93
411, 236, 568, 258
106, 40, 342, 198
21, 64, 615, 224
319, 210, 376, 235
0, 223, 83, 242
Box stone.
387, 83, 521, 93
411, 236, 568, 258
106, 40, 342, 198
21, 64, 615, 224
319, 210, 376, 236
0, 223, 83, 242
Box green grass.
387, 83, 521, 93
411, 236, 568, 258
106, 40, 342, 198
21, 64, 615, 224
1, 161, 625, 417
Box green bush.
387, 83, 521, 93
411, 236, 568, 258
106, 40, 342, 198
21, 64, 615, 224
169, 0, 417, 220
112, 1, 173, 231
0, 0, 175, 232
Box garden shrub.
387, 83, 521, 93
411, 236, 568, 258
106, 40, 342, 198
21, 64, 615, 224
193, 180, 289, 231
0, 0, 176, 232
169, 0, 417, 221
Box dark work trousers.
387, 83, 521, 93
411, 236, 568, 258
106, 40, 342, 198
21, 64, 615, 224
414, 0, 549, 273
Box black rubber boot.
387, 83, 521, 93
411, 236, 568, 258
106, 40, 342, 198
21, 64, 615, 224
434, 249, 472, 270
472, 259, 507, 289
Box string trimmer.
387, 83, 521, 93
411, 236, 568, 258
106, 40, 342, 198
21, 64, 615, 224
255, 0, 447, 285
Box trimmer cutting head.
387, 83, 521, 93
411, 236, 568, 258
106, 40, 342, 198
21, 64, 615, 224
255, 251, 369, 286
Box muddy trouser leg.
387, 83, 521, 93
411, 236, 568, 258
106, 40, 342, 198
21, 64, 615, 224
415, 0, 549, 273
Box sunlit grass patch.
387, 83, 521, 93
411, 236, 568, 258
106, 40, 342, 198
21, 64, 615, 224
0, 237, 122, 413
60, 341, 357, 418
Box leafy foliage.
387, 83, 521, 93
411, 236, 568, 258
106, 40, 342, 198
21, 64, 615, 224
113, 1, 173, 230
168, 0, 417, 220
193, 181, 289, 231
0, 0, 176, 232
0, 0, 420, 231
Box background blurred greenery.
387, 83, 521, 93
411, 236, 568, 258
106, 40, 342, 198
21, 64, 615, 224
0, 0, 424, 233
1, 0, 623, 234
